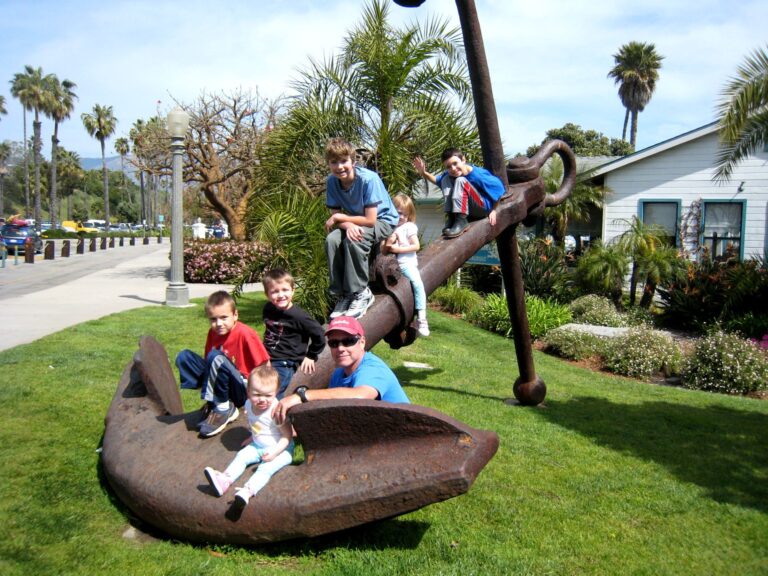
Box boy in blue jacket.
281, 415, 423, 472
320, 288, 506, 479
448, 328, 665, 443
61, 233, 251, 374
413, 147, 505, 238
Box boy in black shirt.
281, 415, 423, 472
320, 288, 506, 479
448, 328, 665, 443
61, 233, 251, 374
262, 269, 326, 398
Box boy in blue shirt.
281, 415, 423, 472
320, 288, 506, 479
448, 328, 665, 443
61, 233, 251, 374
324, 138, 399, 319
412, 147, 505, 238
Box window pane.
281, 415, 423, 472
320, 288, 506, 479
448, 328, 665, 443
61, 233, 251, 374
703, 204, 741, 236
703, 203, 742, 259
643, 202, 678, 237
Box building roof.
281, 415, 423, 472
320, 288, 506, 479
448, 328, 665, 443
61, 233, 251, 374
589, 121, 720, 178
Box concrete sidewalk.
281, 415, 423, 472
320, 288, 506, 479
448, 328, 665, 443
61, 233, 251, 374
0, 242, 260, 352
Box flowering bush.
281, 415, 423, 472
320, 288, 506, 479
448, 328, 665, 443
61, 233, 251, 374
543, 327, 608, 360
183, 240, 269, 284
569, 295, 626, 327
682, 330, 768, 395
604, 328, 683, 379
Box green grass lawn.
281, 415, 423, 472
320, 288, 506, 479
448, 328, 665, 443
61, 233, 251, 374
1, 292, 766, 575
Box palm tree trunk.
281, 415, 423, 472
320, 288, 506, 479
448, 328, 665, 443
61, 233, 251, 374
622, 108, 630, 141
33, 116, 42, 231
629, 261, 639, 306
22, 108, 30, 218
140, 171, 146, 229
49, 124, 59, 229
639, 280, 656, 309
101, 139, 110, 232
630, 109, 639, 148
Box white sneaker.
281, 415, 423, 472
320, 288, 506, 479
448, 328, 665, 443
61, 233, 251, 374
330, 294, 353, 319
345, 287, 374, 318
417, 319, 430, 337
235, 487, 252, 506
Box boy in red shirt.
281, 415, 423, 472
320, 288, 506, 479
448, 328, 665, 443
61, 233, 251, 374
176, 291, 269, 437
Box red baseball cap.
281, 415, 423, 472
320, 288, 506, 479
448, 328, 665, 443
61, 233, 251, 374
325, 316, 365, 337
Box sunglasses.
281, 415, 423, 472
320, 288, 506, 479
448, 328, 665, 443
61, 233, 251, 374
327, 335, 362, 349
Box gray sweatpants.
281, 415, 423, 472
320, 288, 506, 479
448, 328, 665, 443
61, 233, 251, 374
325, 220, 395, 295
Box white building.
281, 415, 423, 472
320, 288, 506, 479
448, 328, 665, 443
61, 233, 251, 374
589, 122, 768, 261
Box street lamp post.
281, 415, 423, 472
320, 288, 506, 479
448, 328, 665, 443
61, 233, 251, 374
165, 107, 191, 307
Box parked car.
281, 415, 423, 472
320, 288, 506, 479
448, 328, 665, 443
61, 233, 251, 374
1, 223, 43, 254
61, 220, 100, 233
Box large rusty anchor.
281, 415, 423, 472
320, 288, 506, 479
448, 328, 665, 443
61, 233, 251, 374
101, 0, 575, 544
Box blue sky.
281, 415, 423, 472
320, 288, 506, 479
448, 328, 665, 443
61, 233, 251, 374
1, 0, 765, 160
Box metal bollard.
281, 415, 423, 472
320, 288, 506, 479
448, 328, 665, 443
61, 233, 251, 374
62, 240, 70, 258
89, 238, 97, 252
44, 241, 55, 260
77, 238, 85, 255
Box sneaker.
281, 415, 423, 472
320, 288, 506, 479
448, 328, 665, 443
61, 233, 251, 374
346, 287, 374, 318
330, 294, 353, 319
204, 467, 232, 496
234, 487, 252, 506
196, 402, 213, 430
444, 214, 469, 238
199, 404, 239, 438
417, 319, 430, 337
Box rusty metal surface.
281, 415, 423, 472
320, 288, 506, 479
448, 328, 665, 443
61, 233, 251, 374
102, 337, 499, 544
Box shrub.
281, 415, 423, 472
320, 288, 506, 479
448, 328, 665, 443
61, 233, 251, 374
569, 295, 626, 327
658, 253, 768, 332
603, 328, 683, 379
468, 294, 572, 340
460, 263, 502, 295
429, 283, 483, 316
467, 293, 511, 336
183, 240, 269, 284
518, 237, 575, 302
722, 312, 768, 340
623, 305, 656, 328
543, 327, 608, 360
525, 295, 572, 339
682, 330, 768, 395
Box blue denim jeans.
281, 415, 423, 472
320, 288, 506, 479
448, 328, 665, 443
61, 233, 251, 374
271, 360, 297, 399
175, 348, 247, 407
398, 261, 426, 311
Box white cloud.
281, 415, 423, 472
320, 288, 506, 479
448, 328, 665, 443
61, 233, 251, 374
1, 0, 765, 161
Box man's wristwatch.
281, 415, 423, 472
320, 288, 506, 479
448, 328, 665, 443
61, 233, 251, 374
295, 386, 309, 403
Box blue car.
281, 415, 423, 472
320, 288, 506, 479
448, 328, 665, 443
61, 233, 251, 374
1, 223, 43, 254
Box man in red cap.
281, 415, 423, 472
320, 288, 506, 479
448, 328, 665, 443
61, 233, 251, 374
273, 316, 409, 424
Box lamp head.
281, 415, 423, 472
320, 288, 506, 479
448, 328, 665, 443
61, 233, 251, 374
167, 107, 191, 138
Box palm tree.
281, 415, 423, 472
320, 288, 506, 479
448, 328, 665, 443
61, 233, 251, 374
714, 45, 768, 182
45, 76, 78, 229
0, 95, 6, 118
542, 156, 604, 249
262, 0, 474, 195
249, 0, 475, 316
0, 141, 10, 215
56, 148, 84, 220
636, 244, 684, 308
10, 65, 54, 229
576, 240, 630, 309
81, 104, 117, 231
114, 137, 130, 206
608, 42, 664, 148
9, 71, 32, 218
615, 216, 667, 307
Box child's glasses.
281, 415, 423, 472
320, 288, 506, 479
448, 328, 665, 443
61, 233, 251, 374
327, 335, 362, 348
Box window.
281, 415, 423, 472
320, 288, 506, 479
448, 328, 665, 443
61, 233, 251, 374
640, 201, 678, 245
701, 201, 744, 259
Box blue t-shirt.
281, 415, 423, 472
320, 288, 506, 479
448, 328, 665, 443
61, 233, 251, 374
437, 164, 505, 211
326, 165, 399, 226
329, 351, 410, 403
